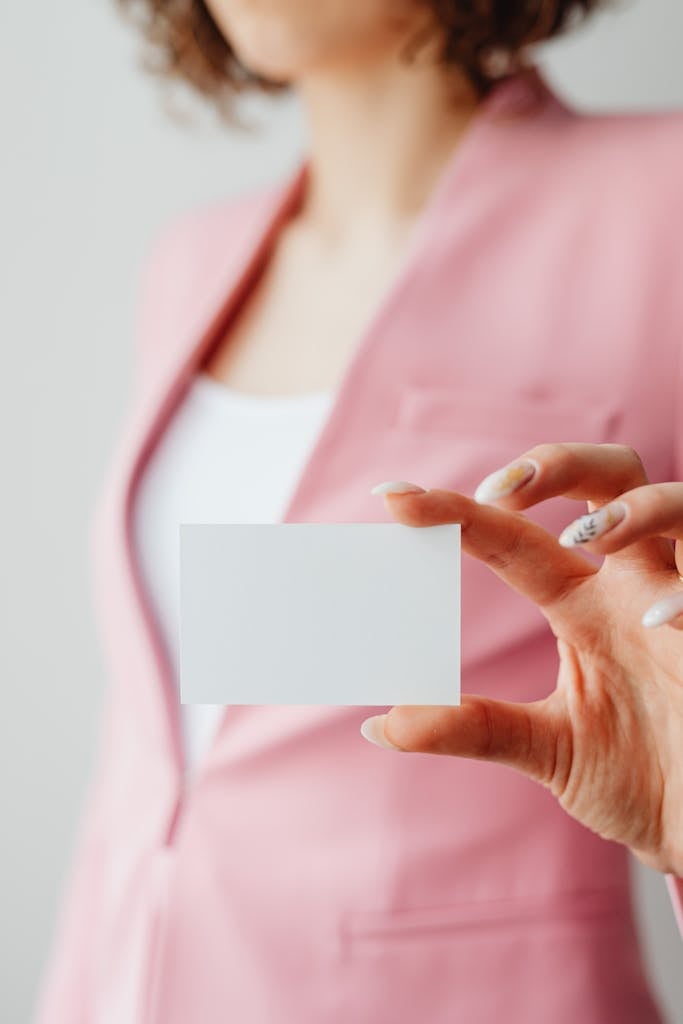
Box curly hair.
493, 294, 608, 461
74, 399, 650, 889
116, 1, 603, 117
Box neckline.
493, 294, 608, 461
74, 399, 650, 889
195, 370, 335, 407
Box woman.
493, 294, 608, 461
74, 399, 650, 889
36, 2, 683, 1022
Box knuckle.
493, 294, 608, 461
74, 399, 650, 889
525, 442, 570, 466
525, 443, 585, 489
639, 482, 667, 510
485, 519, 526, 573
617, 444, 648, 482
471, 701, 496, 759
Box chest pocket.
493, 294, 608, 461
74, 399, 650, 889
393, 384, 620, 445
388, 382, 622, 554
390, 383, 622, 501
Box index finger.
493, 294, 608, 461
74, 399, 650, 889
376, 486, 596, 609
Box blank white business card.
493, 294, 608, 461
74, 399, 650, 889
179, 523, 460, 706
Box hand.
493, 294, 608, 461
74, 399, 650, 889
361, 444, 683, 876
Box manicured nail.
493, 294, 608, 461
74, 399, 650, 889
558, 501, 627, 548
360, 715, 402, 750
473, 459, 538, 504
370, 481, 426, 496
642, 593, 683, 629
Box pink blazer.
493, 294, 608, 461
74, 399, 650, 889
36, 66, 683, 1024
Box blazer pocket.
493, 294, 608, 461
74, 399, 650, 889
340, 888, 630, 945
392, 385, 621, 444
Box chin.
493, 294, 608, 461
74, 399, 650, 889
205, 0, 418, 83
205, 1, 333, 81
229, 27, 313, 83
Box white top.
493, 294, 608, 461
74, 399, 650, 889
132, 370, 334, 776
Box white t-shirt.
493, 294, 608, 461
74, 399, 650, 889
133, 370, 334, 776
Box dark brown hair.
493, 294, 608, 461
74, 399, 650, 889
117, 1, 603, 117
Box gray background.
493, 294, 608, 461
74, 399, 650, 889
1, 1, 681, 1020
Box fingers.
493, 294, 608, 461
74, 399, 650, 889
558, 482, 683, 554
360, 696, 564, 787
474, 443, 649, 508
376, 486, 594, 610
473, 443, 675, 573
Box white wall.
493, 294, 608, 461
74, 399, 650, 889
1, 1, 681, 1020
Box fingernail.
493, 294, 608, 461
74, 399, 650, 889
370, 481, 426, 496
360, 715, 402, 750
642, 593, 683, 629
473, 459, 538, 504
558, 501, 627, 548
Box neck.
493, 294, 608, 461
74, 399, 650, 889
295, 51, 483, 241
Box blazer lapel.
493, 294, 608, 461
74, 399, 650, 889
95, 162, 309, 770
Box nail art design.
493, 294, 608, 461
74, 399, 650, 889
558, 502, 627, 548
370, 481, 426, 496
642, 593, 683, 629
474, 459, 537, 504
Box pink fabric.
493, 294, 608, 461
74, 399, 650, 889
35, 66, 683, 1024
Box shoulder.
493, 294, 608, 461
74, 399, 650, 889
144, 175, 291, 273
516, 98, 683, 270
129, 174, 296, 381
558, 109, 683, 375
548, 103, 683, 198
133, 171, 298, 333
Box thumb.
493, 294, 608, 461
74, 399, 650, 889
361, 696, 560, 786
